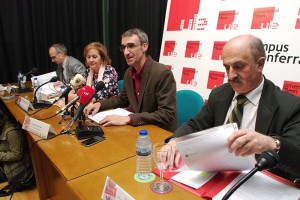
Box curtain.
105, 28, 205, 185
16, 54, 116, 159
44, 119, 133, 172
0, 0, 167, 83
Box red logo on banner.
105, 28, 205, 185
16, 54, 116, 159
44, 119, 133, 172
295, 8, 300, 29
166, 65, 172, 70
207, 71, 225, 89
217, 10, 236, 30
282, 80, 300, 97
185, 41, 200, 58
211, 41, 226, 60
163, 41, 176, 56
181, 67, 196, 85
251, 7, 276, 29
296, 18, 300, 29
167, 0, 201, 31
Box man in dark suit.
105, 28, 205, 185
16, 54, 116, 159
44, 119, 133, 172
167, 35, 300, 181
49, 43, 86, 85
83, 28, 177, 132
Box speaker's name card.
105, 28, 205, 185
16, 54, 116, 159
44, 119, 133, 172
16, 96, 34, 112
101, 176, 134, 200
22, 115, 55, 138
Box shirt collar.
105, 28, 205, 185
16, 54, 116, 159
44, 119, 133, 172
129, 57, 148, 79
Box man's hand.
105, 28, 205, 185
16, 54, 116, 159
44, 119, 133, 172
83, 102, 101, 117
53, 81, 64, 87
99, 115, 130, 126
167, 139, 182, 170
227, 129, 277, 156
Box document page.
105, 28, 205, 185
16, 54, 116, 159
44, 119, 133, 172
171, 170, 217, 189
88, 108, 132, 123
175, 123, 256, 171
213, 171, 300, 200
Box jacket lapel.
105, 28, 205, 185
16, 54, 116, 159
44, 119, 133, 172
215, 86, 234, 126
256, 79, 278, 133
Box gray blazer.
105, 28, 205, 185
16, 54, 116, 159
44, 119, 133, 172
173, 77, 300, 181
100, 56, 177, 132
56, 56, 86, 84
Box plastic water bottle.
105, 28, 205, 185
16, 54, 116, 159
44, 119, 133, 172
59, 85, 66, 96
136, 130, 152, 180
33, 77, 39, 90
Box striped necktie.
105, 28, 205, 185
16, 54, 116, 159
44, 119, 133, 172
228, 95, 248, 128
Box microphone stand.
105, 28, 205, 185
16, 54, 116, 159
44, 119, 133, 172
222, 168, 258, 200
63, 91, 71, 116
32, 81, 52, 108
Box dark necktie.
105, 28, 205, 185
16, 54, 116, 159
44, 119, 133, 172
228, 95, 248, 128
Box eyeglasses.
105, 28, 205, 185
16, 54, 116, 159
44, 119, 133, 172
50, 51, 61, 59
119, 43, 143, 52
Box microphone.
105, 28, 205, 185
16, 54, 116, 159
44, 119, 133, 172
74, 81, 105, 122
59, 85, 91, 114
18, 68, 39, 93
70, 81, 105, 139
32, 76, 59, 108
22, 68, 39, 77
59, 96, 80, 113
71, 85, 96, 123
52, 74, 86, 104
222, 150, 280, 200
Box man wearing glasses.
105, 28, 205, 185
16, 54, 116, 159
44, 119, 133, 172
84, 28, 177, 132
49, 43, 86, 85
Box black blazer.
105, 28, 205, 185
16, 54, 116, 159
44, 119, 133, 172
174, 77, 300, 181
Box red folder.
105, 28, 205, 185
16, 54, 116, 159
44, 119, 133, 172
152, 169, 240, 199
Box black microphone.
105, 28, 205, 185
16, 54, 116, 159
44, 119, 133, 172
72, 81, 105, 124
73, 81, 105, 139
222, 150, 280, 200
22, 68, 39, 77
33, 76, 59, 108
58, 84, 91, 114
52, 74, 86, 105
59, 95, 80, 114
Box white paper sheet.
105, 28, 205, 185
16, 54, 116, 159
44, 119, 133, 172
171, 170, 217, 189
213, 171, 300, 200
31, 71, 57, 85
175, 123, 256, 171
88, 108, 132, 123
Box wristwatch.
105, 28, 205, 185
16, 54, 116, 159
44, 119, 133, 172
272, 136, 281, 153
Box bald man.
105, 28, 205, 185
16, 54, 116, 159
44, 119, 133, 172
167, 35, 300, 182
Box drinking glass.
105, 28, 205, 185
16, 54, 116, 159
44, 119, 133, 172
150, 142, 173, 194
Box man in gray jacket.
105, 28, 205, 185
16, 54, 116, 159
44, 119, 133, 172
49, 43, 86, 85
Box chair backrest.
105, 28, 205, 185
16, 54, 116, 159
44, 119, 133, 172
118, 80, 124, 93
176, 90, 204, 127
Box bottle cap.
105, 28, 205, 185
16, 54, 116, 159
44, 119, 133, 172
34, 77, 37, 80
139, 130, 148, 136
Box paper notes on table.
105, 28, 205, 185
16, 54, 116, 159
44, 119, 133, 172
89, 108, 132, 123
171, 170, 217, 189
